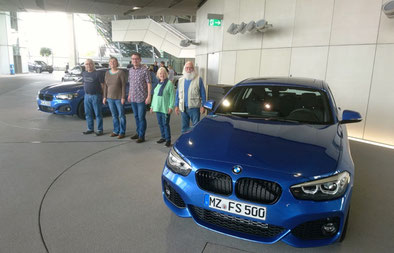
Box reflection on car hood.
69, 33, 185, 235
40, 82, 83, 93
175, 115, 342, 178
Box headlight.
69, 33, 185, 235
55, 93, 78, 100
166, 147, 192, 176
290, 171, 350, 201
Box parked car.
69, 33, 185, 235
28, 60, 54, 73
62, 65, 85, 82
37, 68, 131, 119
161, 77, 362, 247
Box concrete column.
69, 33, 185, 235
67, 13, 77, 67
0, 12, 11, 75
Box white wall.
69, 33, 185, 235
196, 0, 394, 146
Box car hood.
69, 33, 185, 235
40, 82, 83, 94
175, 115, 342, 178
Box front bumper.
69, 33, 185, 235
37, 98, 76, 115
162, 165, 352, 248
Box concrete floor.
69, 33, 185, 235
0, 72, 393, 253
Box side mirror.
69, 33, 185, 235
340, 110, 362, 124
203, 100, 215, 111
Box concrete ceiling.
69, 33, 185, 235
0, 0, 205, 16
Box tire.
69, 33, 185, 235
339, 207, 350, 242
36, 68, 41, 73
77, 101, 85, 119
49, 70, 53, 73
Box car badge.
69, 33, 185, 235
232, 165, 242, 174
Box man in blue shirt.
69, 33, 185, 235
175, 61, 206, 133
82, 59, 104, 136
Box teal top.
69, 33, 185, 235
151, 80, 175, 114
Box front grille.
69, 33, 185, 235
235, 178, 282, 204
39, 93, 53, 101
195, 170, 232, 196
291, 217, 340, 240
163, 180, 186, 208
189, 205, 285, 238
39, 105, 54, 112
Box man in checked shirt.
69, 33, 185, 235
127, 52, 152, 143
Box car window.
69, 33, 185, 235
215, 85, 334, 124
70, 67, 82, 75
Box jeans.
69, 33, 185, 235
156, 112, 171, 141
131, 102, 147, 138
84, 94, 103, 132
107, 98, 126, 135
181, 107, 200, 133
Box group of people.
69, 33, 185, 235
81, 53, 206, 147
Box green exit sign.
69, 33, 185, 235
209, 19, 222, 26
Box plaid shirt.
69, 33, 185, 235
128, 65, 151, 103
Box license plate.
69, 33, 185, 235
40, 100, 51, 106
205, 195, 266, 221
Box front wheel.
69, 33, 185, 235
36, 68, 41, 73
49, 70, 53, 73
77, 101, 85, 119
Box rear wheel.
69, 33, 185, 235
49, 70, 53, 73
77, 101, 85, 119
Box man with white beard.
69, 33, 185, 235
175, 61, 207, 133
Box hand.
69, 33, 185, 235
145, 96, 151, 105
200, 106, 205, 114
175, 107, 180, 115
168, 108, 173, 114
150, 108, 153, 113
127, 95, 131, 103
102, 98, 106, 105
121, 98, 125, 105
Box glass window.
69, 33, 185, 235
215, 85, 334, 124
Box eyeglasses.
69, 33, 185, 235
185, 67, 194, 70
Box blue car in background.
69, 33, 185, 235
162, 77, 362, 247
37, 68, 131, 119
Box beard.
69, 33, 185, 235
183, 71, 196, 80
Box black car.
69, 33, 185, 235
28, 61, 54, 73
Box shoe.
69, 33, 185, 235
118, 134, 125, 139
83, 130, 94, 135
165, 141, 171, 147
95, 131, 103, 136
157, 138, 166, 144
136, 138, 145, 143
110, 133, 118, 137
130, 134, 139, 140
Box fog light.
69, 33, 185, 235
322, 222, 337, 235
164, 182, 171, 198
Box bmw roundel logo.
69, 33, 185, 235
232, 165, 242, 174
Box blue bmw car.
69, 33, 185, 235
37, 68, 131, 119
162, 77, 362, 247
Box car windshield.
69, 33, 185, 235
215, 85, 334, 124
36, 61, 47, 66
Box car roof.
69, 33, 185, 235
237, 77, 326, 90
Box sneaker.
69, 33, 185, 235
118, 134, 125, 139
83, 130, 94, 135
130, 134, 139, 140
136, 138, 145, 143
95, 131, 103, 136
110, 133, 118, 137
165, 141, 171, 147
156, 138, 166, 144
